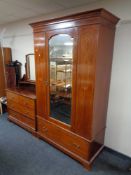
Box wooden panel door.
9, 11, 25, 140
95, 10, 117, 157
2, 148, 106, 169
45, 28, 78, 130
74, 25, 100, 140
34, 32, 48, 118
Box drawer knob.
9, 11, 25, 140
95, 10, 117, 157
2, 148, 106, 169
71, 143, 80, 149
42, 126, 48, 133
25, 112, 30, 115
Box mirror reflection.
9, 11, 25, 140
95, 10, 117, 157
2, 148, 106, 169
25, 54, 35, 81
49, 34, 73, 125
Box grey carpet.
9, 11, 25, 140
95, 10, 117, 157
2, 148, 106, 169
0, 113, 130, 175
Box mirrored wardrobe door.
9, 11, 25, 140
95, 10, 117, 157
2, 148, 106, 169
48, 33, 74, 125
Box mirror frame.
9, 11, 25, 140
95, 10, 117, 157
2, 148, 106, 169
49, 34, 73, 125
25, 53, 35, 83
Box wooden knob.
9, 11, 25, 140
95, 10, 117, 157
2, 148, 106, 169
42, 126, 48, 133
72, 143, 80, 149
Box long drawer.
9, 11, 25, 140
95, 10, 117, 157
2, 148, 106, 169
8, 109, 35, 130
6, 91, 35, 110
7, 100, 35, 119
37, 117, 90, 160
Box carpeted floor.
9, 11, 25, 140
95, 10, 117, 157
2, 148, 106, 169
0, 113, 130, 175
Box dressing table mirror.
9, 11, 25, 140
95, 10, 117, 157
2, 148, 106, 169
25, 54, 35, 82
18, 53, 36, 91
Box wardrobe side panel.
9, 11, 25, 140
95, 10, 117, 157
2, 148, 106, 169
92, 25, 116, 140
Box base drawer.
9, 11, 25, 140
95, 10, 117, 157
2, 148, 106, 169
37, 117, 91, 160
8, 109, 35, 130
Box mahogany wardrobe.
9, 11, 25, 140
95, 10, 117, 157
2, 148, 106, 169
30, 9, 119, 169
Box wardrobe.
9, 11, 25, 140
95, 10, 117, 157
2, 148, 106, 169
0, 47, 12, 97
30, 8, 119, 169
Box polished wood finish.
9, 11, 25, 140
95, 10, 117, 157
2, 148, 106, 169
6, 88, 36, 132
74, 25, 98, 139
92, 25, 116, 140
30, 8, 118, 32
3, 48, 12, 64
0, 48, 6, 97
37, 116, 90, 160
5, 66, 16, 88
8, 109, 35, 131
31, 9, 119, 170
0, 48, 12, 97
6, 88, 36, 99
33, 32, 48, 118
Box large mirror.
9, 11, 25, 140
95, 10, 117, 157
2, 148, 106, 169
25, 54, 35, 82
49, 34, 73, 125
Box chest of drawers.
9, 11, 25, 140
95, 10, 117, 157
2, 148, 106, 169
6, 88, 36, 133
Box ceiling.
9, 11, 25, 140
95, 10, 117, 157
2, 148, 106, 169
0, 0, 99, 25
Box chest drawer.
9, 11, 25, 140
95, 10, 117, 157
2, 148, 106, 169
37, 117, 90, 160
8, 100, 35, 119
8, 109, 35, 130
6, 91, 35, 109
